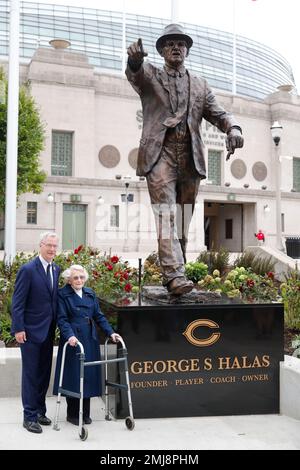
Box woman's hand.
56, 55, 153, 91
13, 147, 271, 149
110, 333, 122, 343
68, 336, 78, 347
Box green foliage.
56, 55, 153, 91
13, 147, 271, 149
198, 266, 279, 303
54, 246, 139, 298
0, 68, 46, 210
0, 314, 14, 344
292, 335, 300, 358
234, 251, 276, 276
197, 248, 229, 276
1, 246, 299, 347
0, 252, 36, 344
0, 246, 140, 343
143, 252, 162, 285
280, 269, 300, 330
185, 261, 208, 283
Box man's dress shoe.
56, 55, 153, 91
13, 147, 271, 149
37, 414, 52, 425
23, 420, 43, 433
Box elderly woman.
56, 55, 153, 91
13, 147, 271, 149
53, 264, 121, 425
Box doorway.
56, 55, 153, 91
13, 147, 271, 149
62, 204, 87, 250
204, 202, 244, 252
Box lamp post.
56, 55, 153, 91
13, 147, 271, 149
124, 181, 129, 251
270, 121, 283, 251
121, 176, 134, 252
47, 193, 54, 203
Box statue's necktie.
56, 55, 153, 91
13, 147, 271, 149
47, 263, 53, 291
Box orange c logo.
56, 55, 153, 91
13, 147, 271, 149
183, 319, 220, 347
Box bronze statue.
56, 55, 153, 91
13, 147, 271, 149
126, 24, 244, 295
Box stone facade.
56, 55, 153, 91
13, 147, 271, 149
1, 45, 300, 253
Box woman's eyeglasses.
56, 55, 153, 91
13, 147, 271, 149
72, 275, 85, 280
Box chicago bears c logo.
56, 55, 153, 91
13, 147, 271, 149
183, 319, 220, 347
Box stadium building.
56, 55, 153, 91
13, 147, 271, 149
0, 1, 300, 253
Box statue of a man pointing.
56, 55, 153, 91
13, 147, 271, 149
126, 24, 243, 295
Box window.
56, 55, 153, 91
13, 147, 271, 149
51, 131, 73, 176
225, 219, 233, 239
110, 205, 119, 227
293, 157, 300, 191
27, 202, 37, 224
208, 150, 221, 185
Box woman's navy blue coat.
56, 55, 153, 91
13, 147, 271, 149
53, 284, 114, 398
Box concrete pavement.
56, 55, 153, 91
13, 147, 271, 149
0, 396, 299, 450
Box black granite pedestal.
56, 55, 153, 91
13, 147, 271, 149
99, 291, 284, 419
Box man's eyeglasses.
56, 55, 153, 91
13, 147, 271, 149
42, 243, 58, 249
164, 40, 187, 49
72, 275, 85, 281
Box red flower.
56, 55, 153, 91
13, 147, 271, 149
74, 244, 83, 254
267, 272, 275, 280
110, 256, 119, 264
246, 279, 255, 288
124, 283, 132, 292
123, 272, 129, 280
107, 264, 113, 271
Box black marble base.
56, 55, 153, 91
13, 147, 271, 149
100, 294, 284, 419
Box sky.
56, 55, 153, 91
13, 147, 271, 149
34, 0, 300, 90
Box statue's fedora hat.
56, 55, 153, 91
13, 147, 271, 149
156, 23, 193, 55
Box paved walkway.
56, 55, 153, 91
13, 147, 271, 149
0, 396, 299, 450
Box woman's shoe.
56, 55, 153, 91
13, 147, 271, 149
66, 416, 79, 426
84, 417, 92, 425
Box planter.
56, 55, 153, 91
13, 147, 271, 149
100, 294, 284, 419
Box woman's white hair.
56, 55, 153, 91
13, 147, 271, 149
62, 264, 89, 282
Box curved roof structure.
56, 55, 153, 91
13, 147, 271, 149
0, 1, 296, 100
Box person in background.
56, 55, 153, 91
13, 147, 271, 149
53, 264, 121, 425
11, 232, 60, 434
255, 229, 265, 245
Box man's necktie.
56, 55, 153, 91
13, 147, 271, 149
46, 264, 53, 291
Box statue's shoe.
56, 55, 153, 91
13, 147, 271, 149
167, 277, 194, 296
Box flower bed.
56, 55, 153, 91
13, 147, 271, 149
1, 247, 300, 353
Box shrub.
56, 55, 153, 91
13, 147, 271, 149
143, 252, 162, 285
0, 246, 139, 343
234, 251, 275, 276
280, 269, 300, 330
197, 248, 229, 276
185, 261, 208, 283
53, 246, 139, 297
198, 266, 279, 303
292, 335, 300, 358
0, 314, 14, 345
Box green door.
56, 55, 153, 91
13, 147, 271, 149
62, 204, 87, 250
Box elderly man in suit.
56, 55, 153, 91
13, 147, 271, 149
126, 24, 243, 295
11, 232, 60, 433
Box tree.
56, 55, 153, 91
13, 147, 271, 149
0, 67, 46, 210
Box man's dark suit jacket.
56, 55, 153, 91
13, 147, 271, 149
126, 62, 240, 177
11, 257, 60, 343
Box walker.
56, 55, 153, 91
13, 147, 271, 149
53, 337, 135, 440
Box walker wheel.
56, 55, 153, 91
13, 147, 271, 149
125, 416, 135, 430
79, 426, 88, 441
